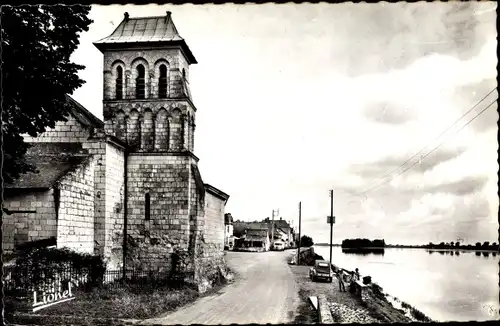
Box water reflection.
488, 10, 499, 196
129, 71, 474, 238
341, 248, 385, 255
475, 251, 481, 256
482, 252, 490, 258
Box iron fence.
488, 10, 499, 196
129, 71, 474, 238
3, 264, 189, 296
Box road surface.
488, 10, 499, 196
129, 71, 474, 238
141, 250, 299, 325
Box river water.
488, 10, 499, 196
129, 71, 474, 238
313, 245, 499, 322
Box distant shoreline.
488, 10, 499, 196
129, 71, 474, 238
313, 244, 499, 253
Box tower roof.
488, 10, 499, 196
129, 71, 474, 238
93, 11, 197, 64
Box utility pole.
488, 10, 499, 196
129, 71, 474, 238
329, 189, 334, 265
271, 209, 276, 247
297, 202, 301, 265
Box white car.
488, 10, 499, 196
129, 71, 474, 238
273, 242, 285, 251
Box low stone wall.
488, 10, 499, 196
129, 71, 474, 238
317, 294, 334, 324
297, 247, 324, 266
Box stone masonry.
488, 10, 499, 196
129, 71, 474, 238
93, 11, 230, 289
56, 155, 96, 254
2, 191, 57, 252
5, 12, 229, 292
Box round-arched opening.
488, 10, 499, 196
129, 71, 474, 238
116, 66, 123, 100
159, 64, 168, 98
136, 64, 145, 99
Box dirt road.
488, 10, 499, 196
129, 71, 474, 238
141, 250, 299, 325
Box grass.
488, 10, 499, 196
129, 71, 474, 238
5, 277, 229, 325
372, 283, 433, 323
400, 301, 433, 322
292, 288, 319, 324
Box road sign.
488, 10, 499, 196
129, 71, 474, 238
327, 216, 335, 224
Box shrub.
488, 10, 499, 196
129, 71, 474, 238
10, 247, 105, 295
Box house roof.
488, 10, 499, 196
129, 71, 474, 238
245, 229, 269, 241
274, 219, 291, 229
93, 12, 197, 64
65, 94, 103, 129
4, 143, 91, 190
233, 222, 270, 236
204, 184, 230, 202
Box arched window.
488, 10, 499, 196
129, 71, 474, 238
159, 64, 167, 98
136, 64, 145, 99
116, 66, 123, 100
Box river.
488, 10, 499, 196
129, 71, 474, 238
313, 245, 499, 322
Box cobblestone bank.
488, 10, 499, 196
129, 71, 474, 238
328, 302, 380, 324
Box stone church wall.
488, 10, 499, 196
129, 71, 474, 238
125, 153, 193, 271
22, 114, 91, 143
57, 156, 96, 254
2, 190, 58, 253
194, 191, 227, 291
104, 142, 125, 269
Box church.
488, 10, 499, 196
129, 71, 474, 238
3, 11, 230, 290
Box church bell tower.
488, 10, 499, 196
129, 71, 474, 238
93, 11, 204, 271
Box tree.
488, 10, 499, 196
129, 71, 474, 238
300, 235, 314, 247
1, 5, 92, 184
455, 242, 460, 248
482, 241, 490, 249
475, 242, 482, 249
449, 242, 454, 248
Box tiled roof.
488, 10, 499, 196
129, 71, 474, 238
245, 229, 269, 240
94, 12, 197, 64
5, 143, 91, 190
274, 220, 291, 229
65, 95, 103, 129
205, 184, 230, 202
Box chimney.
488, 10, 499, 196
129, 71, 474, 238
124, 12, 129, 21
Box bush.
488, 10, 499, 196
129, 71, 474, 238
10, 247, 105, 295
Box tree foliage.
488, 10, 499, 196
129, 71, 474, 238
300, 235, 314, 247
1, 5, 92, 183
341, 238, 386, 248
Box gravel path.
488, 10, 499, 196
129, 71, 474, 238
140, 251, 299, 325
288, 261, 384, 323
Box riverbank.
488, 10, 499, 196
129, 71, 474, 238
289, 248, 433, 323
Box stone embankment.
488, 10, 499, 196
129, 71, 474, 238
292, 247, 432, 324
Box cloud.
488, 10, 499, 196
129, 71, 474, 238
362, 101, 416, 125
334, 2, 497, 77
453, 79, 498, 133
403, 175, 489, 196
348, 146, 467, 181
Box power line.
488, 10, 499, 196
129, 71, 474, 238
358, 96, 497, 196
360, 87, 497, 194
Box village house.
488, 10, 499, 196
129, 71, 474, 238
2, 11, 230, 291
234, 228, 271, 252
224, 213, 234, 250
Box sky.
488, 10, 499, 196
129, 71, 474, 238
70, 2, 498, 246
